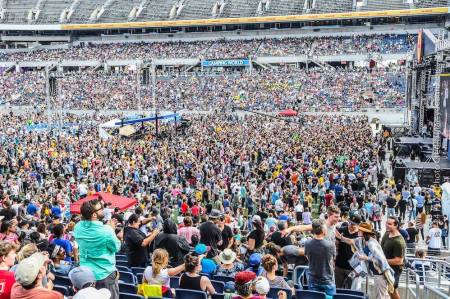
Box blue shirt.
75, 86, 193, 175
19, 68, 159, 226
26, 203, 38, 216
416, 195, 425, 208
52, 238, 73, 262
51, 206, 62, 218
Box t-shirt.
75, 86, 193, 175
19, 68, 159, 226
336, 226, 358, 270
124, 226, 149, 267
0, 270, 15, 299
10, 283, 63, 299
199, 221, 222, 255
281, 245, 308, 266
270, 231, 292, 248
428, 227, 442, 249
304, 238, 336, 285
248, 230, 265, 251
219, 225, 233, 251
52, 238, 73, 262
143, 267, 170, 288
381, 233, 406, 272
405, 228, 418, 244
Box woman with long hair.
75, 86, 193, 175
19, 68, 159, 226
143, 249, 184, 291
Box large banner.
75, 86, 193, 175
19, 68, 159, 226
440, 74, 450, 138
202, 59, 250, 67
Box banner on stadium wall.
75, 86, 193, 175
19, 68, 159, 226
202, 59, 250, 67
61, 7, 449, 31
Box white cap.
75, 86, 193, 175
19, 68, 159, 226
73, 287, 111, 299
254, 277, 270, 295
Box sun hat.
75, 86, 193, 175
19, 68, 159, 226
219, 249, 237, 265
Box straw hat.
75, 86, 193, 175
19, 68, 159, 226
219, 249, 237, 265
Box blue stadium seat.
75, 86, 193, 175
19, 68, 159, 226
170, 276, 180, 289
210, 280, 225, 293
293, 265, 308, 288
119, 293, 144, 299
295, 290, 327, 299
212, 275, 234, 283
118, 271, 138, 284
175, 288, 208, 299
131, 267, 146, 275
117, 265, 132, 273
333, 294, 364, 299
119, 282, 137, 294
54, 285, 70, 296
268, 287, 292, 299
335, 289, 365, 297
117, 260, 131, 267
116, 254, 128, 261
54, 275, 71, 286
136, 273, 143, 283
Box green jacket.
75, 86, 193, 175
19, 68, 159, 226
74, 220, 121, 280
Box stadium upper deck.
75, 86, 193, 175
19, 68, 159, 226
0, 0, 447, 25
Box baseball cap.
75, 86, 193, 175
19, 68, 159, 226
251, 215, 261, 223
349, 213, 362, 225
224, 281, 235, 293
254, 277, 270, 295
235, 271, 256, 285
209, 209, 222, 219
194, 243, 210, 255
248, 253, 262, 267
201, 258, 217, 275
73, 287, 111, 299
15, 252, 47, 286
69, 266, 96, 290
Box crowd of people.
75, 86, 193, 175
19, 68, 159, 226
0, 66, 405, 111
0, 34, 414, 62
0, 109, 446, 299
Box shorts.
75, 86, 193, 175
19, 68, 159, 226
393, 267, 402, 289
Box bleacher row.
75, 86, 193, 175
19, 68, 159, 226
0, 0, 448, 24
49, 254, 367, 299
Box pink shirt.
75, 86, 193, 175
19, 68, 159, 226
177, 226, 200, 245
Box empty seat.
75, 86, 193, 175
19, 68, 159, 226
170, 276, 180, 289
212, 275, 234, 283
175, 288, 208, 299
117, 265, 133, 273
54, 285, 70, 296
118, 271, 138, 284
119, 282, 137, 294
336, 289, 365, 297
333, 294, 365, 299
131, 267, 146, 275
210, 280, 225, 294
54, 275, 71, 286
119, 293, 144, 299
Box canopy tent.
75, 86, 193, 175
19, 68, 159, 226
279, 109, 298, 117
70, 192, 137, 215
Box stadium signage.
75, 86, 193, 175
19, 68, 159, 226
60, 7, 449, 31
202, 59, 250, 67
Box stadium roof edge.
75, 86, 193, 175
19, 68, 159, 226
0, 7, 447, 31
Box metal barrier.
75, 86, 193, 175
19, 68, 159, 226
423, 284, 450, 299
405, 267, 421, 299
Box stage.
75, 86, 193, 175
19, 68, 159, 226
393, 158, 450, 187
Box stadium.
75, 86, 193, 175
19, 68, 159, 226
1, 1, 450, 299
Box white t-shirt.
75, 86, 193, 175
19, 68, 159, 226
143, 267, 170, 288
428, 227, 442, 249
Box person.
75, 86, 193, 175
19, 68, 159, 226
218, 214, 234, 251
216, 248, 244, 277
246, 253, 264, 276
405, 221, 419, 252
11, 252, 62, 299
69, 266, 112, 299
426, 221, 442, 256
179, 253, 216, 294
305, 219, 336, 296
51, 223, 73, 262
324, 206, 340, 242
0, 241, 16, 299
142, 249, 184, 297
0, 220, 19, 245
381, 216, 406, 299
260, 254, 290, 290
415, 211, 426, 240
233, 271, 261, 299
254, 277, 271, 299
246, 215, 265, 255
199, 210, 223, 259
335, 213, 361, 289
177, 216, 200, 246
337, 222, 394, 298
386, 193, 397, 217
74, 200, 121, 299
153, 219, 190, 267
47, 243, 73, 275
124, 214, 160, 267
